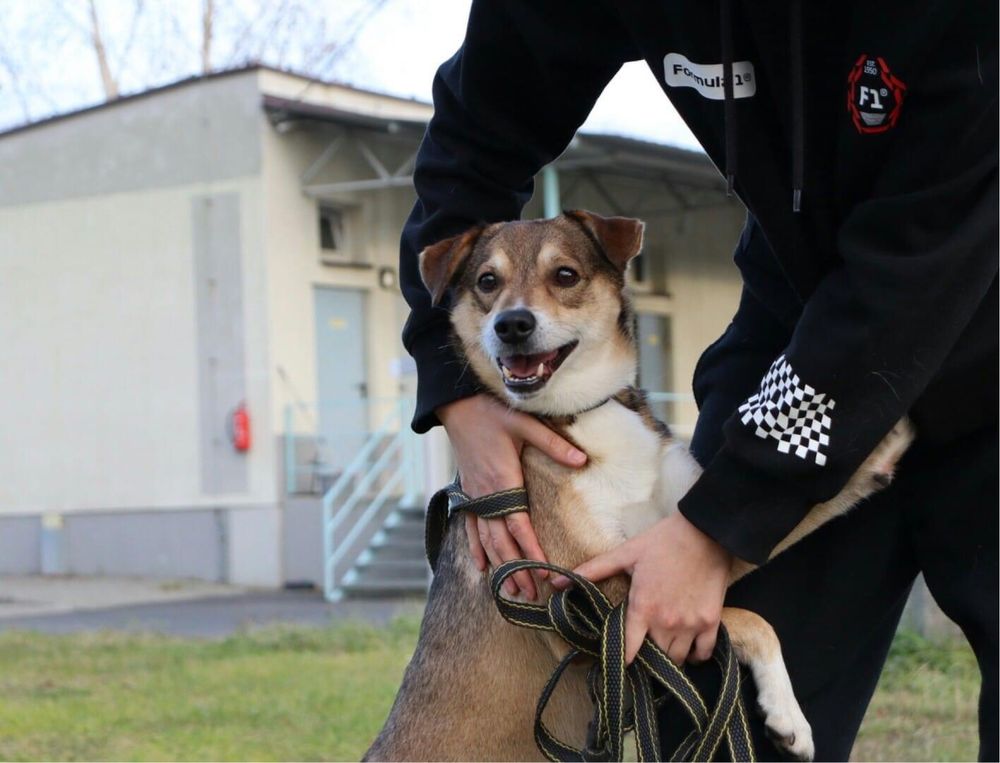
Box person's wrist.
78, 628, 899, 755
675, 511, 732, 569
436, 395, 479, 430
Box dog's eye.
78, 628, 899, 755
554, 267, 580, 288
477, 272, 498, 293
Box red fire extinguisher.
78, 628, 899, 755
229, 402, 252, 452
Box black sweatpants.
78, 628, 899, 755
658, 425, 999, 761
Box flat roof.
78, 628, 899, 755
0, 63, 427, 140
261, 91, 721, 187
0, 64, 721, 188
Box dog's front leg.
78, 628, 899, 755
722, 607, 815, 762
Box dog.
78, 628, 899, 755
366, 211, 915, 761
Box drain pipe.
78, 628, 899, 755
543, 164, 561, 219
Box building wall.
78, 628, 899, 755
0, 72, 265, 206
0, 71, 283, 584
0, 67, 745, 585
258, 79, 419, 435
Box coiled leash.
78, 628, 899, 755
425, 480, 756, 763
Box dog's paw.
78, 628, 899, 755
759, 701, 814, 761
753, 666, 815, 761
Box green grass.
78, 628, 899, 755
0, 622, 979, 761
852, 630, 980, 762
0, 620, 419, 761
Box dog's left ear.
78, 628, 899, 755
564, 210, 645, 272
419, 224, 487, 306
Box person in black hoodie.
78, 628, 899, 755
398, 1, 999, 759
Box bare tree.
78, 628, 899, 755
86, 0, 119, 99
201, 0, 214, 74
0, 0, 393, 131
0, 41, 33, 123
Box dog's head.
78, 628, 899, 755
419, 210, 645, 416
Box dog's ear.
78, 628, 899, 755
419, 225, 487, 306
564, 210, 645, 272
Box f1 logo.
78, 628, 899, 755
857, 85, 883, 110
847, 55, 906, 134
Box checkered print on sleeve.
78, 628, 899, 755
737, 355, 836, 466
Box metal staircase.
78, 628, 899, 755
339, 503, 428, 597
322, 399, 429, 601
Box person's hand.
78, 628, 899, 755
553, 512, 732, 665
437, 394, 587, 600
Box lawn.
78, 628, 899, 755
0, 620, 980, 761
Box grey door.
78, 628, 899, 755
637, 313, 674, 424
314, 287, 368, 481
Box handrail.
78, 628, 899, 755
326, 464, 405, 585
321, 399, 423, 600
313, 391, 692, 600
284, 397, 412, 495
322, 404, 404, 538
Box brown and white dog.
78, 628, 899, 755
366, 211, 914, 761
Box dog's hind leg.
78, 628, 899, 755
722, 607, 815, 762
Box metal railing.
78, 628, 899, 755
284, 396, 406, 495
320, 398, 422, 600
295, 390, 693, 601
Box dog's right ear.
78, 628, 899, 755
563, 210, 645, 272
418, 224, 486, 306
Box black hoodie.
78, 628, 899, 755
399, 0, 999, 565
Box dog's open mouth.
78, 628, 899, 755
498, 342, 577, 393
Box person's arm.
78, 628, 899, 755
568, 32, 998, 665
400, 0, 638, 599
400, 0, 638, 433
681, 84, 999, 566
687, 217, 799, 468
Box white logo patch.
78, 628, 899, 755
663, 52, 756, 100
738, 355, 835, 466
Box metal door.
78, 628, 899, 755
314, 287, 368, 481
637, 312, 674, 424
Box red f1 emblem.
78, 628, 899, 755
847, 55, 906, 134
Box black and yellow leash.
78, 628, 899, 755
424, 479, 756, 763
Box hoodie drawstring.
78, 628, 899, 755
720, 0, 737, 197
790, 0, 804, 212
719, 0, 805, 212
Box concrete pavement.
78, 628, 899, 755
0, 575, 424, 637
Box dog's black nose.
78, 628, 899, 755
494, 309, 536, 343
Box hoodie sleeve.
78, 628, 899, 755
679, 73, 999, 565
399, 0, 637, 433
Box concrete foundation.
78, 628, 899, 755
0, 505, 284, 587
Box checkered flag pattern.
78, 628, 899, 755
738, 355, 836, 466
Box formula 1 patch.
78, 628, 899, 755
847, 55, 907, 134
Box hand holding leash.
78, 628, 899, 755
438, 394, 588, 600
554, 512, 732, 665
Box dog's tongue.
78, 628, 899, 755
501, 349, 559, 377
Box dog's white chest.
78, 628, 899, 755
565, 403, 667, 541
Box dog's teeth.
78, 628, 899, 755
501, 365, 512, 380
537, 362, 545, 377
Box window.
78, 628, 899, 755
319, 205, 346, 252
317, 204, 366, 266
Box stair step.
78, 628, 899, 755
384, 518, 425, 537
355, 558, 428, 573
396, 504, 426, 519
354, 554, 427, 575
372, 531, 424, 548
340, 578, 429, 598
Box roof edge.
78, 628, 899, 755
0, 63, 430, 141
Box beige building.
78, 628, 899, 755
0, 66, 745, 593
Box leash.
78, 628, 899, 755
425, 480, 757, 763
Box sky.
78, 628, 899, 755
0, 0, 699, 150
335, 0, 700, 149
